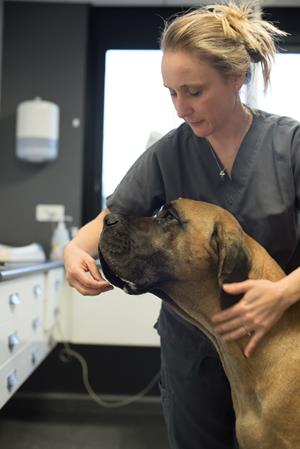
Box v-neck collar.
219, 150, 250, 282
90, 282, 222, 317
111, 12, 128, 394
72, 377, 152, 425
194, 112, 264, 212
202, 111, 261, 185
230, 112, 261, 187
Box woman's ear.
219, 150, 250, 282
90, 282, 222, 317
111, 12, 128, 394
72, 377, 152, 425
230, 73, 247, 93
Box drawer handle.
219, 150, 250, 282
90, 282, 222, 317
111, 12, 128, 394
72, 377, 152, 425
54, 279, 61, 291
33, 284, 43, 299
8, 331, 20, 352
9, 292, 21, 307
32, 317, 41, 331
7, 370, 18, 392
31, 350, 39, 366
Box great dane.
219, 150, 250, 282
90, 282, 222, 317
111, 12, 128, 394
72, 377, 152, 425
99, 198, 300, 449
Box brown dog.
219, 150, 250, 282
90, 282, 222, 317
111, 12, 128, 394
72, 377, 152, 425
99, 198, 300, 449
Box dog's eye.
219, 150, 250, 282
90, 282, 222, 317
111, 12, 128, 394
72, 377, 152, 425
164, 210, 177, 221
155, 206, 179, 224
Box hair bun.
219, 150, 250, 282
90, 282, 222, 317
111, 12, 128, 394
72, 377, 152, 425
206, 2, 258, 40
209, 2, 253, 21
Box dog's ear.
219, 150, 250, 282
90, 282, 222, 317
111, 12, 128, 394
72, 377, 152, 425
210, 219, 252, 310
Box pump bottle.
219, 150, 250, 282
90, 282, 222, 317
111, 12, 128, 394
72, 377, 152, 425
50, 220, 70, 261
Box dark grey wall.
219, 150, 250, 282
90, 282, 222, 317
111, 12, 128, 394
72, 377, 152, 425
0, 0, 3, 108
0, 2, 89, 256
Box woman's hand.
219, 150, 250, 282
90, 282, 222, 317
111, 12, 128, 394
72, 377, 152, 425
64, 242, 113, 296
211, 279, 289, 358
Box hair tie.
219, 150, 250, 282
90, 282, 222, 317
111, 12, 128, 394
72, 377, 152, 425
245, 46, 262, 63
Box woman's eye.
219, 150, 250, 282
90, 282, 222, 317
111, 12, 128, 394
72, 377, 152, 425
188, 89, 202, 97
168, 89, 176, 97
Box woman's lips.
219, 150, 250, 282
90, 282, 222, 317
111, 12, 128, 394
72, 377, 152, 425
188, 120, 204, 125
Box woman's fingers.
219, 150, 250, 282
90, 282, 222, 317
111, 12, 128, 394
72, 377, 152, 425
71, 278, 113, 296
214, 316, 243, 335
64, 245, 113, 295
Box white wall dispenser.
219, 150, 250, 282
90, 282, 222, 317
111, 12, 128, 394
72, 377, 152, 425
16, 97, 60, 163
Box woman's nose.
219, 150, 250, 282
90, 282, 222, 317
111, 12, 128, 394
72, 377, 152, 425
174, 97, 193, 119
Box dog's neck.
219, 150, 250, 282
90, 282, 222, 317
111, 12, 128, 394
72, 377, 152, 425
157, 236, 300, 448
159, 280, 300, 423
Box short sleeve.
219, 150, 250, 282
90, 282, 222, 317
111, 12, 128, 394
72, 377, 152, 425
106, 144, 166, 216
291, 124, 300, 205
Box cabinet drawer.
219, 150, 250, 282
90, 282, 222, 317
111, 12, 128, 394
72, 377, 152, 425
0, 313, 44, 368
0, 275, 45, 325
0, 338, 56, 408
0, 321, 27, 367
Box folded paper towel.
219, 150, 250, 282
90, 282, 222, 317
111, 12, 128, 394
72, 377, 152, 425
0, 243, 46, 263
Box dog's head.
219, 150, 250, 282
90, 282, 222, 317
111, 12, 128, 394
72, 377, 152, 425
99, 198, 251, 309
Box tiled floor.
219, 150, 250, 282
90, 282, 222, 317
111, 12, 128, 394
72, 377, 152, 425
0, 395, 169, 449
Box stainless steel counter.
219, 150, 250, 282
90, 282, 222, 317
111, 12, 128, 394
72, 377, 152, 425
0, 261, 64, 282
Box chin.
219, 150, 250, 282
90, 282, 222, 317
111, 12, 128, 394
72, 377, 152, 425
190, 127, 208, 138
189, 122, 212, 138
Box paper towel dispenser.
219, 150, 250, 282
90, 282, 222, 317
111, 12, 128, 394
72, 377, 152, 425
16, 97, 60, 163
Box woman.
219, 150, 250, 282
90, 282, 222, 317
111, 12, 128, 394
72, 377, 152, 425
64, 3, 300, 448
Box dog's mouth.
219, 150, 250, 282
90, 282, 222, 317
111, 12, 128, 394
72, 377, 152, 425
99, 250, 180, 307
99, 250, 147, 295
99, 251, 125, 289
100, 250, 219, 354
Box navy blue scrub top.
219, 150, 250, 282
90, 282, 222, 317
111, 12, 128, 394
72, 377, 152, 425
106, 109, 300, 274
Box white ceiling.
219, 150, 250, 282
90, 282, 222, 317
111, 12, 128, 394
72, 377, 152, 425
4, 0, 300, 6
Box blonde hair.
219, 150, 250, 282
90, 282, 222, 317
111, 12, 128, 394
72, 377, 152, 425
160, 2, 287, 92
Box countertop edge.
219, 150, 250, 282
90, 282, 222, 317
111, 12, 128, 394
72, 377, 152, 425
0, 261, 64, 282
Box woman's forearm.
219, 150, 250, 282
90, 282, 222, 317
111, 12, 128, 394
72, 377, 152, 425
278, 266, 300, 308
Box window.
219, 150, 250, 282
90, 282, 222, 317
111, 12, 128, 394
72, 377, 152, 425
254, 53, 300, 120
102, 49, 182, 207
101, 50, 300, 207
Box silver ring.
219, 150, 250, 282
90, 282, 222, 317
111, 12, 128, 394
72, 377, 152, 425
242, 325, 253, 337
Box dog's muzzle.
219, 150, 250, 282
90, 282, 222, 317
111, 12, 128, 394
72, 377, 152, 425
99, 212, 134, 291
99, 211, 174, 295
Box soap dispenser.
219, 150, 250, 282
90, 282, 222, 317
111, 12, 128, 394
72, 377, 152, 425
50, 220, 70, 261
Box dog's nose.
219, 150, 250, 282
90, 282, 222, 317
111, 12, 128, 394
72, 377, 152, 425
104, 213, 120, 228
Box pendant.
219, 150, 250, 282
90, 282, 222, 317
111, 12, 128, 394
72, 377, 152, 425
219, 169, 226, 180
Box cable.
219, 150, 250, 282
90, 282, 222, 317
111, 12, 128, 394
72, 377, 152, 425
56, 322, 161, 408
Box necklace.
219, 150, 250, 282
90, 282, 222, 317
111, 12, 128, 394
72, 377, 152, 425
207, 107, 253, 181
208, 144, 227, 181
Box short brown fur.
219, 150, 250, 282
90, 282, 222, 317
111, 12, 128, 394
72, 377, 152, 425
100, 198, 300, 449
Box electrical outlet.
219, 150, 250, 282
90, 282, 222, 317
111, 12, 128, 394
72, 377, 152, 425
36, 204, 65, 222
